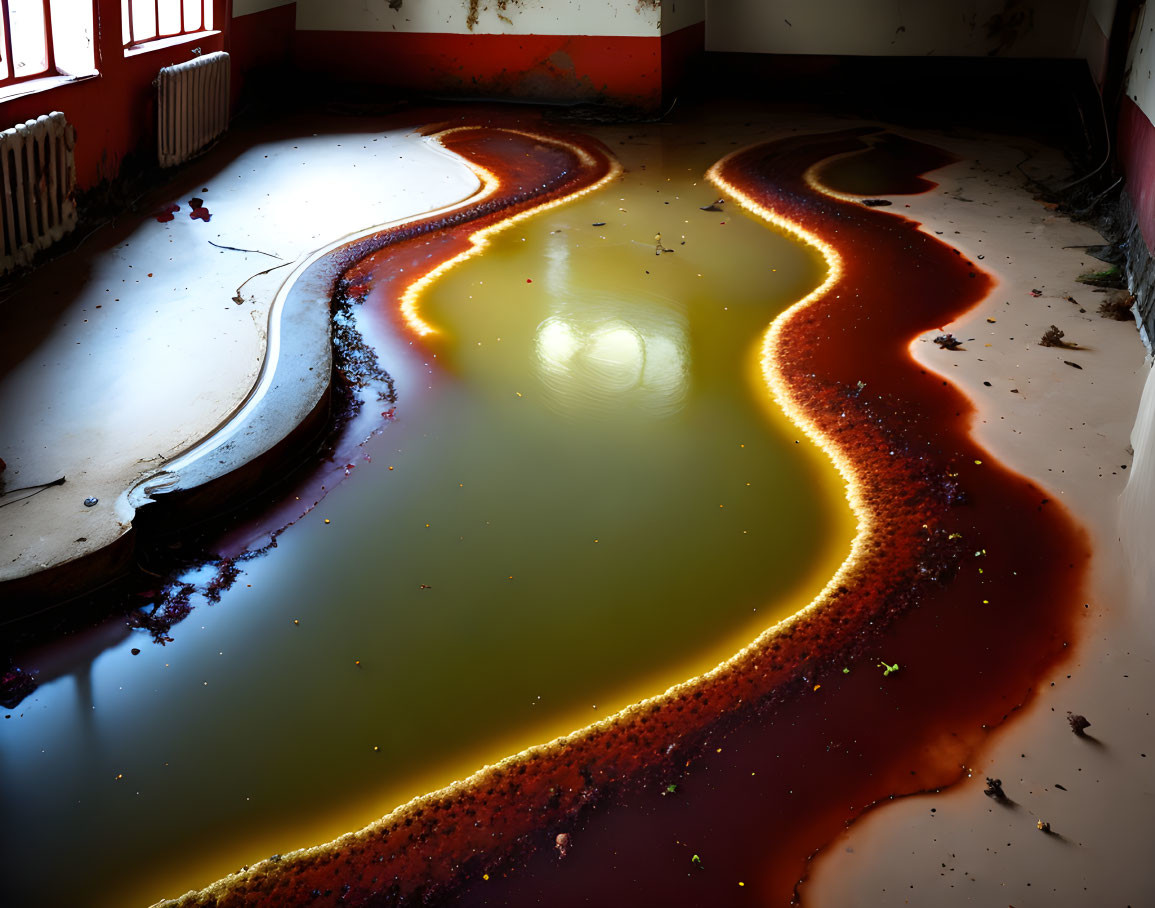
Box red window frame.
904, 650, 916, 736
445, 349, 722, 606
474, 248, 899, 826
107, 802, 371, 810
123, 0, 212, 50
0, 0, 57, 88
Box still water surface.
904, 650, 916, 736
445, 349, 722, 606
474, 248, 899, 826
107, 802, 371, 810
0, 123, 852, 907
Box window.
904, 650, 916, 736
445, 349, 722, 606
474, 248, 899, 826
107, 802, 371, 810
122, 0, 212, 50
0, 0, 96, 87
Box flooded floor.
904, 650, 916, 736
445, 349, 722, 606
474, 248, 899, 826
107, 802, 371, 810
0, 114, 856, 907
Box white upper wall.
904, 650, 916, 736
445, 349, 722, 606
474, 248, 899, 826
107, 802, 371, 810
706, 0, 1093, 57
663, 0, 705, 35
1125, 2, 1155, 124
1088, 0, 1116, 34
234, 0, 295, 16
294, 0, 661, 37
1076, 0, 1115, 85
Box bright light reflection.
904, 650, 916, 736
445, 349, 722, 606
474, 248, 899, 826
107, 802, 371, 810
533, 306, 689, 417
587, 323, 644, 390
536, 317, 579, 371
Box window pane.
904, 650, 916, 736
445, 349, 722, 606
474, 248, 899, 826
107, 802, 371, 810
158, 0, 181, 36
9, 0, 49, 77
121, 0, 130, 45
51, 0, 96, 75
182, 0, 201, 33
132, 0, 157, 43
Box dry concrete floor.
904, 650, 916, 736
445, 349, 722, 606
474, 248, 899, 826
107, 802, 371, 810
0, 112, 480, 600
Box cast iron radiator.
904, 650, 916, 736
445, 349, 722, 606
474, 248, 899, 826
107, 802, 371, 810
0, 111, 77, 276
157, 51, 230, 168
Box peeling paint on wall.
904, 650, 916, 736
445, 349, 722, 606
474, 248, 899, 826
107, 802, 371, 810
295, 0, 660, 38
705, 0, 1089, 57
466, 0, 525, 32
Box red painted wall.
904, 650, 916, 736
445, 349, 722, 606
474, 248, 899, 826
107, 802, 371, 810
1119, 94, 1155, 254
230, 3, 296, 109
661, 22, 706, 104
293, 30, 668, 110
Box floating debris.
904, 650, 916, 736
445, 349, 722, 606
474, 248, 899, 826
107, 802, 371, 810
984, 777, 1007, 801
1066, 712, 1091, 736
861, 198, 892, 207
1077, 265, 1124, 288
933, 334, 962, 350
1098, 293, 1135, 321
0, 667, 38, 708
1039, 325, 1067, 348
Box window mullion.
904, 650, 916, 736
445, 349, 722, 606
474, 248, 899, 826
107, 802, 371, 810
41, 0, 56, 74
1, 1, 16, 83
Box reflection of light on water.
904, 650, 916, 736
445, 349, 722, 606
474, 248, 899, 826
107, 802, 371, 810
536, 317, 580, 371
533, 304, 689, 417
545, 228, 571, 293
587, 324, 644, 390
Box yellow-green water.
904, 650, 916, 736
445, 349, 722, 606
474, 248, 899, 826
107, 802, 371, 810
0, 122, 854, 908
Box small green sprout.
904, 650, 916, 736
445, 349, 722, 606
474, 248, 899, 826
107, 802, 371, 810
691, 854, 702, 867
878, 661, 899, 677
841, 667, 850, 674
665, 783, 678, 794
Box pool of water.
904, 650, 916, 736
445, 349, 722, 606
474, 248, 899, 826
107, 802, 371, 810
0, 119, 854, 907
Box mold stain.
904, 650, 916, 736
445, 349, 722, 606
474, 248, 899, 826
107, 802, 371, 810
466, 0, 524, 32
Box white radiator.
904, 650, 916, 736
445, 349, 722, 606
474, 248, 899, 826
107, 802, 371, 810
157, 51, 230, 168
0, 112, 77, 276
